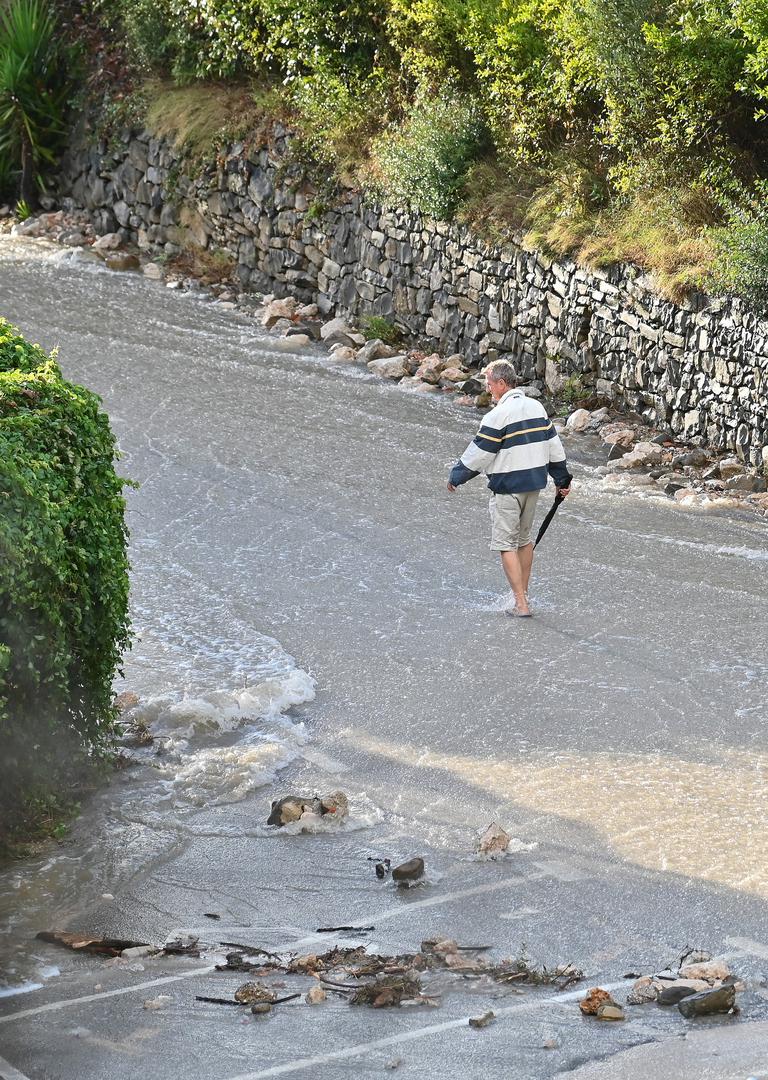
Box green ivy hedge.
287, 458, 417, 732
0, 318, 130, 831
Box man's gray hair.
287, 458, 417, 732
484, 359, 518, 387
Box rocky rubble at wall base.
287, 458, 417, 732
3, 205, 767, 518
43, 120, 768, 470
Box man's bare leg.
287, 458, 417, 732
518, 541, 534, 599
500, 550, 531, 615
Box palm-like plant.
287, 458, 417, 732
0, 0, 74, 205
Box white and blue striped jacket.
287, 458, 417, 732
450, 389, 571, 494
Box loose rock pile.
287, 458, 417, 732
5, 207, 767, 515
563, 404, 768, 514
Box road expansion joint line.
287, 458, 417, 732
0, 1052, 33, 1080
221, 980, 631, 1080
0, 966, 216, 1025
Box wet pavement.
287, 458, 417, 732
1, 238, 767, 1079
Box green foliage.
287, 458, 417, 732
245, 0, 387, 79
0, 0, 78, 204
86, 0, 768, 298
561, 373, 586, 403
14, 198, 32, 221
710, 192, 768, 312
361, 315, 402, 345
289, 70, 393, 175
92, 0, 241, 81
370, 88, 490, 218
0, 319, 131, 829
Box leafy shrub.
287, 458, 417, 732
0, 0, 78, 203
710, 195, 768, 312
289, 69, 392, 174
361, 315, 402, 345
370, 88, 489, 218
0, 319, 131, 829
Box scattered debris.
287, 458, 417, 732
196, 996, 244, 1006
305, 986, 327, 1005
143, 995, 172, 1010
350, 974, 423, 1008
316, 925, 375, 934
678, 982, 737, 1019
579, 988, 615, 1016
468, 1010, 496, 1029
203, 913, 221, 921
375, 860, 391, 879
163, 933, 200, 956
392, 858, 425, 884
476, 822, 511, 858
36, 932, 150, 956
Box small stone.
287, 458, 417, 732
143, 263, 163, 280
329, 346, 357, 362
602, 429, 636, 448
368, 356, 409, 379
626, 977, 657, 1004
542, 1038, 558, 1049
392, 857, 424, 883
305, 986, 327, 1005
318, 790, 348, 821
679, 960, 731, 982
274, 334, 311, 350
657, 985, 697, 1006
92, 232, 122, 251
725, 474, 761, 493
476, 822, 510, 857
468, 1010, 495, 1029
105, 253, 139, 272
719, 456, 745, 480
122, 945, 157, 959
356, 339, 397, 364
595, 1002, 625, 1021
677, 982, 736, 1018
268, 795, 310, 826
235, 981, 275, 1005
143, 994, 171, 1010
262, 296, 298, 327
320, 316, 356, 348
250, 1002, 272, 1015
608, 443, 629, 462
421, 937, 458, 956
566, 409, 591, 432
579, 987, 613, 1015
674, 448, 710, 468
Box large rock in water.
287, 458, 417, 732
267, 790, 349, 827
368, 355, 409, 379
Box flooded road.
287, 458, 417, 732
1, 238, 768, 1079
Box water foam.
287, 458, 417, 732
124, 669, 316, 807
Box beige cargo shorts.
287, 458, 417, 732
489, 491, 540, 550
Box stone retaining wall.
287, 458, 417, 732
60, 122, 768, 467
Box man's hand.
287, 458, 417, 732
557, 486, 571, 497
447, 482, 457, 493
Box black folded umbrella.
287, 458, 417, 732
534, 491, 566, 548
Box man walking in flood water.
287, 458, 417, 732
448, 359, 572, 617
